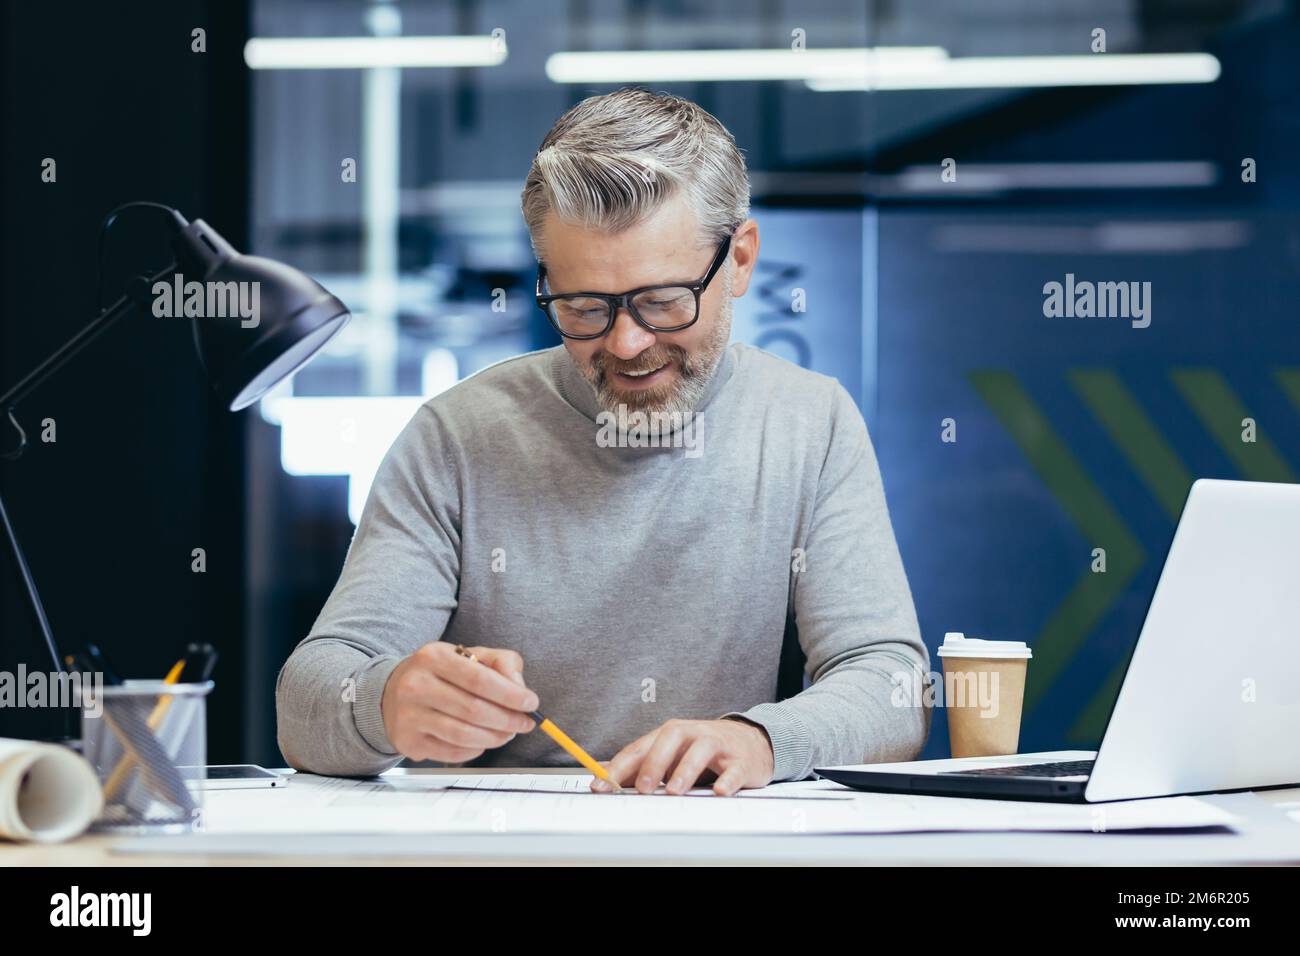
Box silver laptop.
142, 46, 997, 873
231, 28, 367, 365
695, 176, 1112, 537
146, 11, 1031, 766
816, 479, 1300, 802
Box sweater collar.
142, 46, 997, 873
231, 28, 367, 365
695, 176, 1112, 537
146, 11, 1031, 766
551, 342, 737, 424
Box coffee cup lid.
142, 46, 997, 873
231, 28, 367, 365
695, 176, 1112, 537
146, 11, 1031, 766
937, 631, 1032, 660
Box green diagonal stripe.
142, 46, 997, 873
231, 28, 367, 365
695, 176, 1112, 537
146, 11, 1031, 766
1074, 368, 1300, 742
1066, 369, 1193, 742
971, 372, 1144, 717
1067, 648, 1129, 742
1070, 369, 1194, 522
1171, 369, 1296, 483
1276, 368, 1300, 417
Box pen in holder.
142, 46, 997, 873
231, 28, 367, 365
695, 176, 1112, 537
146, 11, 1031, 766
80, 680, 213, 832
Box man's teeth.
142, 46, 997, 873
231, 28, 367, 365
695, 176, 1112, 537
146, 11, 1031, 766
622, 364, 664, 377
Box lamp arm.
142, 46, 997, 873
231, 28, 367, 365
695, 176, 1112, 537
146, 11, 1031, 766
0, 488, 62, 676
0, 263, 174, 691
1, 264, 175, 459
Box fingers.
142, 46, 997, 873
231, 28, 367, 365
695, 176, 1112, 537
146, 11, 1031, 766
385, 699, 510, 755
384, 644, 539, 763
422, 709, 517, 750
596, 724, 708, 794
664, 737, 721, 795
631, 721, 693, 794
403, 733, 485, 764
711, 760, 747, 796
432, 675, 537, 735
387, 686, 525, 754
419, 642, 539, 714
592, 721, 750, 796
467, 645, 527, 687
595, 733, 656, 792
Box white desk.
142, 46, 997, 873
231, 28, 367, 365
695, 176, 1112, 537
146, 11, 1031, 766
5, 768, 1297, 866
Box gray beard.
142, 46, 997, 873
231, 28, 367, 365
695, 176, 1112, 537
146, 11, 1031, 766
577, 285, 733, 419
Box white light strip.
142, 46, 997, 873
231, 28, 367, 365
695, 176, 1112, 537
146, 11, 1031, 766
244, 36, 507, 70
807, 53, 1220, 91
545, 47, 947, 84
259, 351, 459, 524
896, 161, 1218, 192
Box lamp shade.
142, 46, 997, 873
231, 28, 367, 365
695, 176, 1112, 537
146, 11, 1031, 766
171, 219, 350, 411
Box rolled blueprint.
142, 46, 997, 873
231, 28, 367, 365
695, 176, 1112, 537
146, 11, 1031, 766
0, 737, 102, 842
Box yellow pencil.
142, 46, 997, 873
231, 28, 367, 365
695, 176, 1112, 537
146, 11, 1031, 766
454, 645, 620, 793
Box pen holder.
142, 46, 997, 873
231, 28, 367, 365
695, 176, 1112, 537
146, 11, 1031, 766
80, 680, 213, 832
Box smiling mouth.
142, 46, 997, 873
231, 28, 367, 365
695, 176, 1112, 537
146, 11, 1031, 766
619, 363, 666, 378
604, 352, 682, 392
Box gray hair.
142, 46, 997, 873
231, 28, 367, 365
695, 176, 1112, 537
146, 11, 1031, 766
521, 88, 750, 260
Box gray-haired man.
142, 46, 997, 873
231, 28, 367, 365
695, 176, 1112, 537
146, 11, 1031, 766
276, 88, 929, 795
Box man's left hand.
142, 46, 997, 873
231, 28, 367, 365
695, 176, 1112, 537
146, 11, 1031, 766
593, 718, 775, 796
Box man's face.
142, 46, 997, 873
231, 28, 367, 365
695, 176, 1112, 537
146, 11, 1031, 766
540, 197, 757, 416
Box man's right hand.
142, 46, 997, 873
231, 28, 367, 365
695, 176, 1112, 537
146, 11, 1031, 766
380, 642, 540, 763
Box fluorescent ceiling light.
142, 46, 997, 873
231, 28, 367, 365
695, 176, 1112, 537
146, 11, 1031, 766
931, 221, 1249, 254
545, 47, 947, 84
895, 161, 1218, 193
807, 53, 1220, 90
244, 35, 507, 70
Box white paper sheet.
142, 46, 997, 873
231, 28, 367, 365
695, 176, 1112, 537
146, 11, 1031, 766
195, 772, 1238, 836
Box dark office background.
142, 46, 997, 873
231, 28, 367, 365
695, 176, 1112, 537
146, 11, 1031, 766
0, 1, 251, 750
2, 1, 1298, 763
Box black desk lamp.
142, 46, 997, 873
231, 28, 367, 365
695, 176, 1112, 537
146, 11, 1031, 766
0, 203, 350, 689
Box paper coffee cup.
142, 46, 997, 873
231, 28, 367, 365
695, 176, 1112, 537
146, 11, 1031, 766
937, 632, 1032, 758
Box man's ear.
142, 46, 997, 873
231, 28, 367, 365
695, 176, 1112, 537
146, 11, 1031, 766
727, 218, 760, 298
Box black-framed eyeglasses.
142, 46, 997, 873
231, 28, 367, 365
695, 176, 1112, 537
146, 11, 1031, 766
535, 234, 732, 340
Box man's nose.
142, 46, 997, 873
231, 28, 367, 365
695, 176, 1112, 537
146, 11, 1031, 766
604, 306, 656, 360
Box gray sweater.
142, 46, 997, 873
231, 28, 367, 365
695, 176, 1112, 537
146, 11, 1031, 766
275, 342, 929, 781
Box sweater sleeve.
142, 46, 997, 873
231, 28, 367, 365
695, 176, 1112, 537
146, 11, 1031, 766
721, 382, 930, 781
275, 403, 462, 777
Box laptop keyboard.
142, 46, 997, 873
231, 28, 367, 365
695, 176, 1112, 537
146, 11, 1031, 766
939, 759, 1095, 778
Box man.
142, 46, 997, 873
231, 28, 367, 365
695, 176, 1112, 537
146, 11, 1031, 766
276, 88, 929, 795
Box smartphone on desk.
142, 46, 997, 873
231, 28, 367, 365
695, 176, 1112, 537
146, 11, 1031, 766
179, 765, 289, 790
